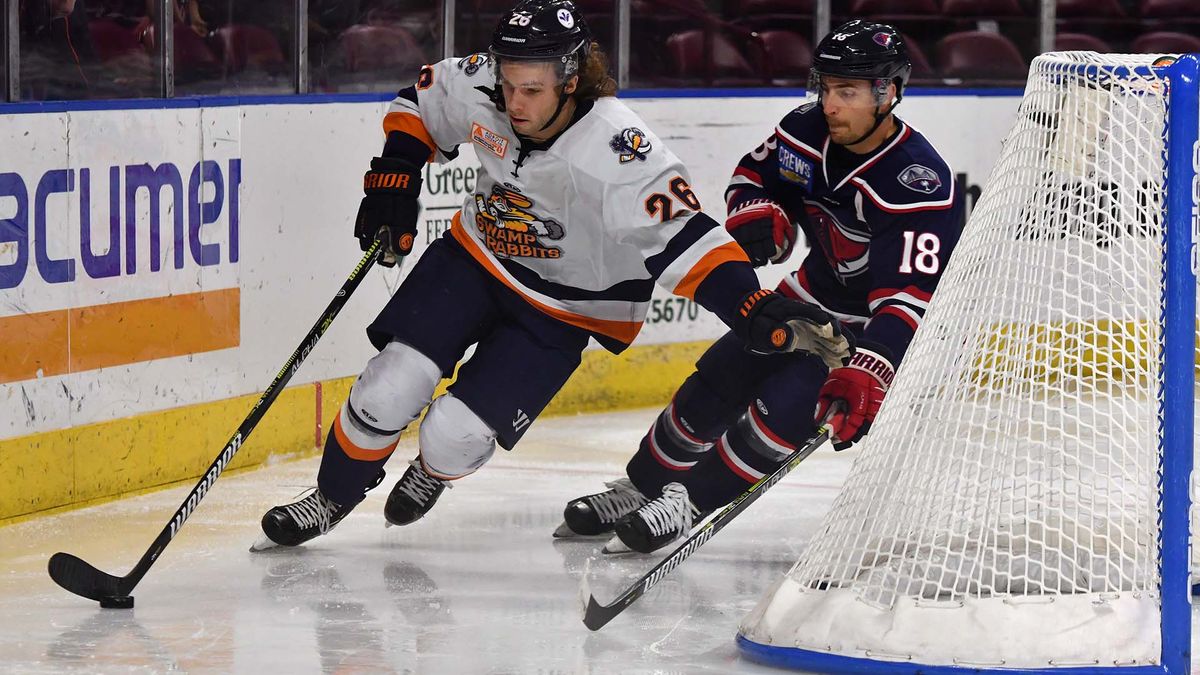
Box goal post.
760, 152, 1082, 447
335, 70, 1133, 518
737, 52, 1199, 674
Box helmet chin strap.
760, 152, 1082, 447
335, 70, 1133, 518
538, 88, 572, 132
839, 90, 902, 147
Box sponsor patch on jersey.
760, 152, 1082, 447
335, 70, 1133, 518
557, 9, 574, 28
898, 164, 942, 194
610, 127, 652, 163
472, 122, 510, 159
777, 144, 813, 189
457, 53, 489, 76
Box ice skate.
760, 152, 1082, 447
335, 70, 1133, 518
251, 470, 385, 551
554, 477, 649, 538
606, 482, 705, 554
384, 459, 451, 527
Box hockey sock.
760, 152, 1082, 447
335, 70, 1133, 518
317, 402, 402, 506
682, 405, 811, 512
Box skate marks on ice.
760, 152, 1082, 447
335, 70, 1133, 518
2, 409, 856, 674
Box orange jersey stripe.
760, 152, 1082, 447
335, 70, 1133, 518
333, 413, 399, 462
382, 112, 436, 162
449, 213, 642, 345
672, 241, 750, 300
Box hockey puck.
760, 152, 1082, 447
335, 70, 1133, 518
99, 595, 134, 609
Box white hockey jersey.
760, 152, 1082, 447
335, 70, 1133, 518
382, 54, 747, 351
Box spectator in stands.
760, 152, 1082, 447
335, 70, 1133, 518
19, 0, 98, 100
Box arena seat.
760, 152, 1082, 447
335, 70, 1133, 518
1055, 0, 1127, 17
753, 30, 812, 85
88, 18, 143, 63
940, 0, 1027, 17
936, 30, 1028, 81
1054, 32, 1114, 53
1130, 31, 1200, 55
1139, 0, 1197, 18
664, 29, 761, 86
212, 25, 286, 75
337, 24, 427, 74
900, 33, 935, 80
849, 0, 940, 15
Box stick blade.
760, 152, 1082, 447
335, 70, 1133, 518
582, 593, 619, 631
48, 552, 127, 601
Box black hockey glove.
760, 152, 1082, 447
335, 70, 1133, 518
733, 290, 853, 369
355, 156, 423, 267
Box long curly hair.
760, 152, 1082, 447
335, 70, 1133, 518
573, 42, 618, 101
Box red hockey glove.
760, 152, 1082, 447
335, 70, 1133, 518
725, 198, 797, 267
816, 343, 895, 450
733, 290, 853, 369
355, 157, 423, 267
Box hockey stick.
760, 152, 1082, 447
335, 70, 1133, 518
581, 419, 835, 631
48, 241, 385, 605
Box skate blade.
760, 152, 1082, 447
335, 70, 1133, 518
249, 532, 281, 552
601, 535, 634, 555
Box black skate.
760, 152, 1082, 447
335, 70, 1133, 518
384, 459, 451, 527
607, 482, 705, 554
554, 477, 649, 538
251, 470, 385, 551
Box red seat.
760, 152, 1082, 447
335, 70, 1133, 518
730, 0, 815, 12
940, 0, 1027, 17
754, 30, 812, 84
850, 0, 940, 15
936, 30, 1028, 80
1130, 31, 1200, 55
88, 18, 142, 62
1055, 0, 1127, 18
1054, 32, 1114, 52
664, 29, 760, 85
212, 24, 286, 75
900, 33, 935, 79
338, 24, 427, 74
1140, 0, 1199, 18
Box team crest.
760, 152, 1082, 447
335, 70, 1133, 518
806, 202, 869, 280
474, 186, 564, 260
557, 9, 574, 28
898, 164, 942, 194
873, 32, 894, 48
457, 53, 489, 76
610, 127, 652, 163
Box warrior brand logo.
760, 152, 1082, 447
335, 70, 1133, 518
513, 409, 530, 433
806, 201, 869, 279
1191, 139, 1200, 275
474, 185, 564, 259
898, 164, 942, 194
610, 128, 652, 163
457, 53, 489, 76
471, 122, 510, 159
642, 526, 714, 592
169, 433, 243, 538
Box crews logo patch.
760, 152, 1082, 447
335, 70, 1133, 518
806, 201, 869, 280
898, 164, 942, 194
610, 127, 652, 163
474, 186, 564, 259
471, 122, 510, 158
777, 145, 813, 189
458, 53, 489, 76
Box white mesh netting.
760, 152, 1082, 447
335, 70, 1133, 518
741, 52, 1194, 669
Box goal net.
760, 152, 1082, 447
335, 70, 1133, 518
738, 52, 1198, 673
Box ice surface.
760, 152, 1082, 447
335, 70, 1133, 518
0, 408, 856, 674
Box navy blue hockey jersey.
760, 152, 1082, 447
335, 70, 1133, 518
725, 102, 962, 364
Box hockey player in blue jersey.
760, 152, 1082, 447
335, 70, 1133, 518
556, 19, 964, 554
251, 0, 853, 551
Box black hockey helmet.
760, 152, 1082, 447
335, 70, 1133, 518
809, 20, 912, 106
489, 0, 592, 82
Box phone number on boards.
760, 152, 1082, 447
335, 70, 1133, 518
645, 298, 700, 324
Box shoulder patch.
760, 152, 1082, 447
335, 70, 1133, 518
897, 164, 942, 194
610, 127, 652, 163
458, 53, 490, 76
796, 100, 819, 114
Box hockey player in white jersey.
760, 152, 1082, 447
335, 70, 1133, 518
251, 0, 852, 550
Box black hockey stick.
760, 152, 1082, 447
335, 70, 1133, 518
48, 241, 385, 605
581, 419, 835, 631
